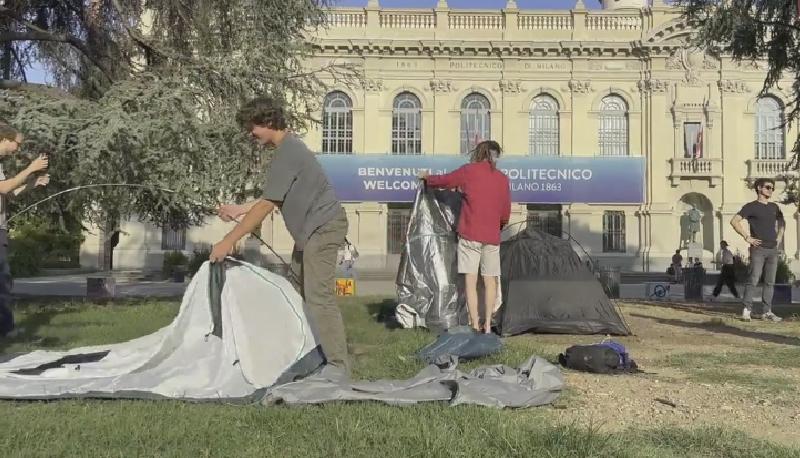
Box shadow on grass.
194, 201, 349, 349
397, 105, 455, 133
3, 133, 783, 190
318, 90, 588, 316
629, 312, 800, 347
364, 298, 403, 330
0, 297, 150, 355
0, 308, 64, 355
623, 299, 800, 319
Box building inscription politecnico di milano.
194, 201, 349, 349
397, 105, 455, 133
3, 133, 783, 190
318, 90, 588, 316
81, 0, 800, 275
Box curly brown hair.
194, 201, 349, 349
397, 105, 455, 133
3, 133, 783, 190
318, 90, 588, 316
236, 96, 288, 131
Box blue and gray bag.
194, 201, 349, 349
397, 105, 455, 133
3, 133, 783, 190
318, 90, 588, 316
558, 340, 638, 374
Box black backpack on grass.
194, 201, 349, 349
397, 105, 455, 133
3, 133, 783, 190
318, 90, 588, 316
558, 342, 638, 374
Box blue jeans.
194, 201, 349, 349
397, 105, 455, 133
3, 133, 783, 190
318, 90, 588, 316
742, 246, 779, 313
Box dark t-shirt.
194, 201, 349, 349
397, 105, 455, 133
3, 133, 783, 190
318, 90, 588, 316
737, 201, 784, 249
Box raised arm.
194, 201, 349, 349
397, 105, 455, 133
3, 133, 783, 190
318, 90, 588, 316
210, 199, 275, 262
424, 166, 467, 190
218, 200, 260, 222
0, 155, 48, 195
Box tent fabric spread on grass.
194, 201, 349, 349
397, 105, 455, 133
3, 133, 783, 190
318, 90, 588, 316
0, 260, 564, 408
0, 261, 323, 401
264, 355, 563, 408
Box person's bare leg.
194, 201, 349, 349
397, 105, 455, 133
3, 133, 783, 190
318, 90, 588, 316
465, 273, 480, 331
481, 275, 497, 334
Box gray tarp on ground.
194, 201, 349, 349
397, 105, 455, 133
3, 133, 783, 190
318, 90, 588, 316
263, 355, 564, 408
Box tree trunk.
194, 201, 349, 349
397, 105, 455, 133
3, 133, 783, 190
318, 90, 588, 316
1, 43, 12, 81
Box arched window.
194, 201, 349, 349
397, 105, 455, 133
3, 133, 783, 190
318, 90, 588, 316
391, 92, 422, 155
529, 95, 560, 156
460, 92, 491, 155
755, 96, 785, 160
598, 95, 629, 156
322, 91, 353, 154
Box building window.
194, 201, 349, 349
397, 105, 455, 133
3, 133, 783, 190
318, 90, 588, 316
460, 92, 491, 155
755, 96, 785, 160
387, 205, 412, 255
603, 211, 626, 253
322, 91, 353, 154
529, 95, 560, 156
683, 122, 703, 159
526, 204, 562, 236
392, 92, 422, 155
161, 226, 186, 251
598, 95, 629, 156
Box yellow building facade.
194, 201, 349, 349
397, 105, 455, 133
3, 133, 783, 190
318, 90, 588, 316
81, 0, 800, 276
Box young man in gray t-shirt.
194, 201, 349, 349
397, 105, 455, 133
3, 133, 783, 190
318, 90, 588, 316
730, 177, 784, 322
210, 96, 350, 372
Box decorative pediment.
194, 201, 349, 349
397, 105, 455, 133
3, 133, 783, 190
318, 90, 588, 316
643, 17, 694, 46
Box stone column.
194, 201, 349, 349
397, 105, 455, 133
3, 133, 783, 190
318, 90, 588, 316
502, 3, 518, 41
571, 1, 588, 41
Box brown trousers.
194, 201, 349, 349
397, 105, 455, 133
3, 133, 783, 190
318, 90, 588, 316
290, 210, 350, 373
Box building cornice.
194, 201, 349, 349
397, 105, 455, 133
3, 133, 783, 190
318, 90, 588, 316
312, 39, 669, 58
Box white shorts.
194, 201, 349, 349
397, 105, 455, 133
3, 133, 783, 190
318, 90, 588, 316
457, 238, 501, 276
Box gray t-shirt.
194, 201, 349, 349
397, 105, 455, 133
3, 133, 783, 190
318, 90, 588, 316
737, 200, 784, 249
262, 134, 343, 250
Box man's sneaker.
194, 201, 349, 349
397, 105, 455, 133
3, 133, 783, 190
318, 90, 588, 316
741, 308, 752, 322
762, 312, 783, 322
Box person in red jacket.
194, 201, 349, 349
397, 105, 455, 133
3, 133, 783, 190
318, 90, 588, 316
420, 140, 511, 333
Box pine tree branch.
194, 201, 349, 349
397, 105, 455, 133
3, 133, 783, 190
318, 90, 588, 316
106, 0, 184, 64
0, 7, 113, 83
750, 18, 800, 33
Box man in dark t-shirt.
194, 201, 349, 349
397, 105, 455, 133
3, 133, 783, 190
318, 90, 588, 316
730, 178, 785, 322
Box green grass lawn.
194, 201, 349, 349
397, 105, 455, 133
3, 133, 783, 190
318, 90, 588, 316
0, 297, 798, 457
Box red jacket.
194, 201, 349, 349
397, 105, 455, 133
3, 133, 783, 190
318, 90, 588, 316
426, 161, 511, 245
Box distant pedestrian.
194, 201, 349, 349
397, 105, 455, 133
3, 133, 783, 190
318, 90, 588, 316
711, 241, 739, 300
670, 250, 683, 283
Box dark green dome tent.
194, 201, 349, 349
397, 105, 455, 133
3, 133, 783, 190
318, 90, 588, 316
497, 228, 631, 336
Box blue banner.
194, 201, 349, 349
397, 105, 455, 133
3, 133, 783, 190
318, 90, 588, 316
317, 154, 645, 204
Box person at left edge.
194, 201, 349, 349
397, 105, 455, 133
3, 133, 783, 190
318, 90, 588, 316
0, 123, 50, 337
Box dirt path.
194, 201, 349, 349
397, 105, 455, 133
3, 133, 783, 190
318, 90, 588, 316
527, 301, 800, 445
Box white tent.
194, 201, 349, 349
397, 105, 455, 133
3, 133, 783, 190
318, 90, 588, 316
0, 261, 322, 400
